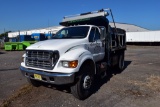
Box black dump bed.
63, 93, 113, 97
110, 28, 126, 51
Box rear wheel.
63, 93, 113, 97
117, 52, 125, 71
71, 64, 94, 100
27, 78, 41, 87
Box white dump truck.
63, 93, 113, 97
20, 8, 126, 100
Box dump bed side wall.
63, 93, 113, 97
105, 27, 126, 66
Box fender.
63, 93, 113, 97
58, 47, 96, 74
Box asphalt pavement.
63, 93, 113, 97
0, 46, 160, 107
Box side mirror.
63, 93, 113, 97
99, 26, 106, 42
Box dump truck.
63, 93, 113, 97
20, 8, 126, 100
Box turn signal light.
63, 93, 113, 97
69, 60, 78, 68
62, 60, 78, 68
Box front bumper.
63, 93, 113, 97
20, 66, 75, 85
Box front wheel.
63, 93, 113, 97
71, 64, 94, 100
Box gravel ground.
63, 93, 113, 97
0, 46, 160, 107
0, 50, 26, 106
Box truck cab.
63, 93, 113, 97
20, 8, 126, 100
52, 25, 105, 61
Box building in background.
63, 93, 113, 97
110, 22, 160, 44
8, 26, 64, 38
109, 22, 149, 32
8, 22, 160, 44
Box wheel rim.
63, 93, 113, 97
83, 75, 92, 90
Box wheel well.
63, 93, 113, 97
84, 59, 95, 73
73, 59, 95, 84
79, 59, 95, 75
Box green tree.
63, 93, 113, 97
0, 31, 11, 39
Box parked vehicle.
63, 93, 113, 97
4, 33, 46, 51
20, 8, 126, 100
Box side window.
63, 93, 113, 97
95, 28, 100, 40
89, 27, 100, 42
89, 28, 95, 42
58, 30, 68, 38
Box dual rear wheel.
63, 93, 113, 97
117, 52, 125, 71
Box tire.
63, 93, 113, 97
116, 52, 124, 72
71, 64, 94, 100
27, 78, 41, 87
117, 52, 125, 71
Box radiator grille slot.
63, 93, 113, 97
25, 50, 59, 70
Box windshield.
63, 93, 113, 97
52, 26, 89, 39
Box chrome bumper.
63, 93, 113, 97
20, 66, 75, 85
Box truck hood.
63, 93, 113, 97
26, 39, 86, 54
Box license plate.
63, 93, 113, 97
34, 74, 42, 80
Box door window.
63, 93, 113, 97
95, 28, 100, 40
89, 27, 100, 42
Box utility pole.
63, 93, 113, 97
48, 19, 50, 28
3, 28, 6, 39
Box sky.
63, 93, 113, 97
0, 0, 160, 34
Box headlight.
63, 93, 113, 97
62, 60, 78, 68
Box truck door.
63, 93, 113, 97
88, 27, 105, 62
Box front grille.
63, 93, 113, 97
25, 50, 59, 70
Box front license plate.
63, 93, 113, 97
34, 74, 42, 80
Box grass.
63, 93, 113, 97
146, 75, 160, 91
128, 75, 160, 92
124, 75, 160, 97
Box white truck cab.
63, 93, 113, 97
20, 9, 126, 100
